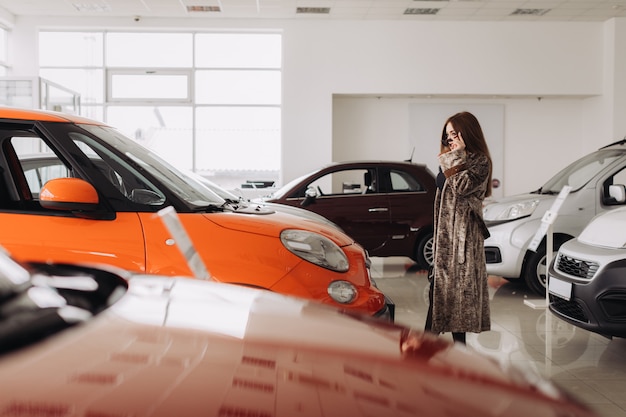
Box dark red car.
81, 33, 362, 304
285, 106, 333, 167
259, 161, 436, 269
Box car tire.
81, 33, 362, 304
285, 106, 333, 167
415, 232, 434, 270
523, 236, 572, 295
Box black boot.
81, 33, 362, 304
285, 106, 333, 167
452, 332, 466, 345
424, 302, 433, 332
424, 275, 434, 333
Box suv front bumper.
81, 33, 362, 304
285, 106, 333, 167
548, 244, 626, 338
484, 217, 541, 279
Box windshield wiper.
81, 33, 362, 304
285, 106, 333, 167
531, 187, 557, 195
223, 198, 242, 205
192, 203, 226, 213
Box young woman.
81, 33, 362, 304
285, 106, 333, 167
424, 111, 492, 345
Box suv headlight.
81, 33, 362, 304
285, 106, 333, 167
485, 199, 539, 222
280, 230, 349, 272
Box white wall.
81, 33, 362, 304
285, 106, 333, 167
333, 96, 587, 196
281, 20, 612, 196
5, 15, 626, 197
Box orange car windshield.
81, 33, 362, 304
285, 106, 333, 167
78, 124, 225, 208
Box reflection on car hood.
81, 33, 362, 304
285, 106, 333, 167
0, 276, 595, 417
115, 276, 399, 352
257, 201, 342, 230
483, 193, 553, 221
201, 209, 355, 246
578, 207, 626, 249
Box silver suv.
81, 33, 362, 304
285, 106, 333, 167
483, 139, 626, 294
548, 206, 626, 338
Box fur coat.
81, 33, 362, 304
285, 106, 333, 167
431, 148, 491, 334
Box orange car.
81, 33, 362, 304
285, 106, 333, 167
0, 107, 390, 319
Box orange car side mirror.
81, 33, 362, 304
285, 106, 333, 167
40, 178, 99, 211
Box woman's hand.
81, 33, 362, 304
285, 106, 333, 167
449, 132, 466, 151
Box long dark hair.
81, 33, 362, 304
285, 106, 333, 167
440, 111, 493, 197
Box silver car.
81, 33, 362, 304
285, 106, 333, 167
548, 206, 626, 338
483, 139, 626, 294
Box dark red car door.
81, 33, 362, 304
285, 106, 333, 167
278, 166, 392, 251
382, 167, 435, 253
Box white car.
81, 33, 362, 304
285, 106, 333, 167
548, 205, 626, 338
483, 139, 626, 294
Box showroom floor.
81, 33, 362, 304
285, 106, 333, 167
370, 257, 626, 417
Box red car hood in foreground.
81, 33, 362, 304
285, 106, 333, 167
0, 272, 596, 417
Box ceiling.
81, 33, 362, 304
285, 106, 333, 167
0, 0, 625, 22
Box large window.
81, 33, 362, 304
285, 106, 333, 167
39, 31, 281, 190
0, 28, 8, 76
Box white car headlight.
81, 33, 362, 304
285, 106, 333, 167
280, 229, 349, 272
488, 199, 539, 222
327, 280, 357, 304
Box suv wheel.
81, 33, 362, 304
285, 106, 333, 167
523, 236, 572, 295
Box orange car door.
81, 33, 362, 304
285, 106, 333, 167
1, 136, 147, 271
1, 211, 148, 272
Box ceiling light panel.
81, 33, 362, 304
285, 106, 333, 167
187, 5, 221, 12
296, 7, 330, 14
511, 8, 550, 16
180, 0, 221, 8
404, 8, 440, 15
71, 1, 112, 12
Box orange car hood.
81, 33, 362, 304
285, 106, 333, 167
199, 207, 356, 247
0, 277, 594, 417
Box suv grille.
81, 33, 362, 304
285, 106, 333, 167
550, 295, 588, 323
555, 253, 599, 280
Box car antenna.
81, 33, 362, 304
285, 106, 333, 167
599, 136, 626, 149
404, 147, 415, 162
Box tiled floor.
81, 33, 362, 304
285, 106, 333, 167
370, 257, 626, 417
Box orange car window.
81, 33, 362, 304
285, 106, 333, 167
3, 140, 32, 202
69, 132, 166, 206
12, 136, 70, 202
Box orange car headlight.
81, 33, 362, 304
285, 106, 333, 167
280, 229, 349, 272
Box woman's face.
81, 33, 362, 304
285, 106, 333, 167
444, 122, 464, 151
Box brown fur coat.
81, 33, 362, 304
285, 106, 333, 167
431, 148, 491, 334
